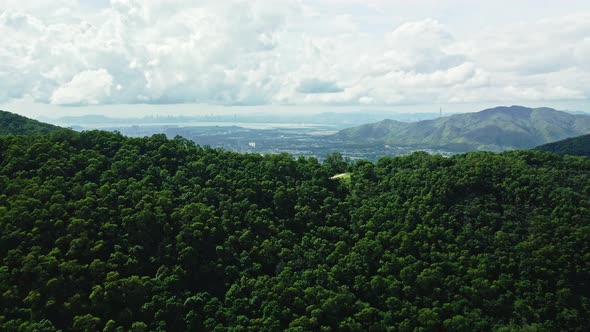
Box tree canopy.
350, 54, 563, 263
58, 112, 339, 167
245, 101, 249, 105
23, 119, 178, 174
0, 110, 61, 136
1, 129, 590, 331
535, 133, 590, 157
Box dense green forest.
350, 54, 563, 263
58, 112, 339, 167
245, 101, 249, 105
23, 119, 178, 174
0, 111, 61, 135
1, 129, 590, 331
535, 134, 590, 157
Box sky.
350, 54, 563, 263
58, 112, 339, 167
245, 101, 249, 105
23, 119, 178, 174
1, 0, 590, 117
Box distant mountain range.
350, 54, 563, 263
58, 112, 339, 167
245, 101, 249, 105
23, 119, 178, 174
333, 106, 590, 152
0, 110, 61, 135
44, 111, 441, 130
3, 107, 590, 155
535, 134, 590, 157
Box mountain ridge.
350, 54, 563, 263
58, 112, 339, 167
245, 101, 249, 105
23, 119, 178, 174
0, 110, 62, 135
332, 106, 590, 152
535, 133, 590, 156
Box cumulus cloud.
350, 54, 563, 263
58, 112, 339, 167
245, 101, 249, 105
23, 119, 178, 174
50, 69, 114, 105
0, 1, 589, 107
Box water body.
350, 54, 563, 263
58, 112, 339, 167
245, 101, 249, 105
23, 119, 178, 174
60, 121, 332, 130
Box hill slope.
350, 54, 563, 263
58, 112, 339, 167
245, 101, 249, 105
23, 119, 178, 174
1, 130, 590, 330
334, 106, 590, 152
0, 110, 61, 135
535, 133, 590, 156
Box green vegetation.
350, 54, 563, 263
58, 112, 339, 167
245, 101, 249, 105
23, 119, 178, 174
333, 106, 590, 152
1, 129, 590, 331
0, 110, 61, 135
535, 133, 590, 156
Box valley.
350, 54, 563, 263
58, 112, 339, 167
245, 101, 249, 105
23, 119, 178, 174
3, 1, 590, 330
45, 106, 590, 160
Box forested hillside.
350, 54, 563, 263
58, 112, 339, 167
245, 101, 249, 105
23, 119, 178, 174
535, 133, 590, 156
333, 106, 590, 152
1, 130, 590, 331
0, 110, 61, 135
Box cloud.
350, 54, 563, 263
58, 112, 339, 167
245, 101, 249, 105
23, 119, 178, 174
297, 78, 343, 94
0, 10, 43, 31
575, 38, 590, 70
0, 1, 589, 107
50, 69, 114, 105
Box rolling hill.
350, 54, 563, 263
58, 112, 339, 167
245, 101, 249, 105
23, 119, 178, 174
535, 133, 590, 156
333, 106, 590, 152
0, 110, 61, 135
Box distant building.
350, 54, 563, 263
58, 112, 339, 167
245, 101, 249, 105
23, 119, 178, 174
248, 142, 256, 148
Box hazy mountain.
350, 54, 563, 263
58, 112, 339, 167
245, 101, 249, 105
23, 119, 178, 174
0, 110, 62, 135
333, 106, 590, 152
535, 133, 590, 156
45, 111, 441, 130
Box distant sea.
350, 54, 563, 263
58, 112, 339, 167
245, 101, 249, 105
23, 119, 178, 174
58, 122, 331, 130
